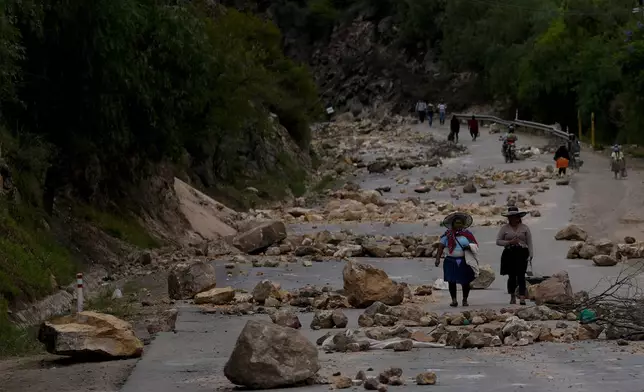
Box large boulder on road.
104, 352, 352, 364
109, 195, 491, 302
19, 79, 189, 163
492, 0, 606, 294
343, 260, 404, 307
224, 320, 320, 389
555, 225, 588, 241
168, 261, 217, 300
233, 221, 287, 254
38, 311, 144, 359
528, 271, 573, 305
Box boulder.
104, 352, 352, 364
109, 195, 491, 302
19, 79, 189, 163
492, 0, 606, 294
38, 311, 143, 358
566, 242, 584, 259
592, 254, 618, 267
470, 264, 495, 289
555, 225, 588, 241
342, 260, 404, 307
168, 261, 217, 300
368, 161, 391, 174
224, 320, 319, 389
146, 308, 178, 335
416, 372, 437, 385
578, 243, 598, 260
577, 323, 604, 340
594, 239, 615, 255
233, 221, 287, 254
529, 271, 573, 305
270, 309, 302, 329
194, 287, 235, 305
463, 182, 477, 194
252, 280, 281, 304
502, 316, 529, 336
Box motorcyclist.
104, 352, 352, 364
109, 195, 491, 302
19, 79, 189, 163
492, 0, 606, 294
501, 125, 518, 157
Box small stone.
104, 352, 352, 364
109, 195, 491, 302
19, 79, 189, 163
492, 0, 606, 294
377, 384, 388, 392
617, 339, 629, 346
387, 376, 404, 386
364, 378, 380, 390
332, 309, 349, 328
333, 376, 353, 389
356, 370, 367, 381
625, 236, 636, 244
415, 372, 437, 385
392, 339, 413, 351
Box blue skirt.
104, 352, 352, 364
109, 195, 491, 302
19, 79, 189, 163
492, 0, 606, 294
443, 256, 475, 284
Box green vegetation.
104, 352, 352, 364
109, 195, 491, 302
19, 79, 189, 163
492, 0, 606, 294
79, 206, 160, 249
0, 299, 41, 358
268, 0, 644, 144
0, 0, 321, 355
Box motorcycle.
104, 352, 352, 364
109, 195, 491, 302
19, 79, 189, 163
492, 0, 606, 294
499, 136, 516, 163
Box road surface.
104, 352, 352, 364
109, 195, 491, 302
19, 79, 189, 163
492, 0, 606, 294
121, 120, 644, 392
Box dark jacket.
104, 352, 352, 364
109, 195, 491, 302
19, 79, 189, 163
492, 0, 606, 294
554, 146, 570, 161
450, 117, 460, 132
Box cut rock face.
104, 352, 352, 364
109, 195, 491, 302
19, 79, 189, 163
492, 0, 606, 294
224, 320, 320, 389
167, 261, 217, 300
342, 260, 405, 307
233, 220, 287, 254
38, 311, 144, 359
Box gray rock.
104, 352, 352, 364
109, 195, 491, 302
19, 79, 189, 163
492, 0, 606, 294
224, 320, 320, 388
270, 309, 302, 329
167, 262, 217, 300
233, 221, 287, 254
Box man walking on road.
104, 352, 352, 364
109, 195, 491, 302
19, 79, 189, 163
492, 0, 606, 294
415, 99, 428, 123
468, 115, 479, 141
438, 101, 447, 125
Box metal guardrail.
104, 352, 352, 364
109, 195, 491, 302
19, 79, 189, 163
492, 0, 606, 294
453, 113, 570, 140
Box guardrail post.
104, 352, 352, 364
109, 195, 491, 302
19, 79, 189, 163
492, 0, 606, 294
577, 110, 582, 140
515, 109, 518, 120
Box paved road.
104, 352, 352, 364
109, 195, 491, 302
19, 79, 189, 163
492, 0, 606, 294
121, 121, 644, 392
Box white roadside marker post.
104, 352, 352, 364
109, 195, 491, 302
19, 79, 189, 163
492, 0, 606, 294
76, 273, 84, 314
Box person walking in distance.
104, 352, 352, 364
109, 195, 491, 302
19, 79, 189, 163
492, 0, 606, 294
435, 212, 479, 307
438, 101, 447, 125
415, 99, 428, 123
427, 102, 435, 127
449, 115, 460, 143
497, 206, 534, 305
468, 115, 479, 141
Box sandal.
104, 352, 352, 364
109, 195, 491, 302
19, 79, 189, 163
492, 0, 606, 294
449, 300, 458, 307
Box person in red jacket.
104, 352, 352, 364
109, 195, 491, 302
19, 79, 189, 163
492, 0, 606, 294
468, 115, 479, 141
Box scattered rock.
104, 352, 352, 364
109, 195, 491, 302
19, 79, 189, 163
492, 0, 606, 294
343, 260, 404, 307
592, 254, 618, 267
270, 309, 302, 329
364, 378, 380, 390
471, 264, 496, 289
463, 182, 477, 193
224, 320, 320, 389
252, 280, 281, 304
555, 225, 588, 241
233, 221, 287, 254
194, 287, 235, 305
415, 372, 437, 385
332, 309, 349, 328
529, 271, 573, 305
333, 376, 353, 389
624, 236, 637, 244
392, 339, 413, 351
168, 262, 217, 300
38, 311, 144, 358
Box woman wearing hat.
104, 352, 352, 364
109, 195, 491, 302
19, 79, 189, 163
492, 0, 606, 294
496, 206, 534, 305
435, 212, 478, 307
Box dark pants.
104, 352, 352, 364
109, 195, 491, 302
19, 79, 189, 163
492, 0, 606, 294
501, 246, 529, 297
507, 274, 527, 297
439, 112, 446, 124
418, 111, 426, 123
448, 282, 471, 300
470, 129, 478, 140
558, 167, 566, 176
428, 113, 433, 127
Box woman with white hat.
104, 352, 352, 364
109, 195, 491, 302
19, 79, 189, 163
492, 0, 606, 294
496, 206, 533, 305
435, 212, 478, 307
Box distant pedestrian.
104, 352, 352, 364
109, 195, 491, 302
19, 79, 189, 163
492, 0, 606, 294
468, 115, 479, 141
497, 206, 533, 306
435, 212, 479, 307
449, 115, 460, 143
427, 103, 434, 127
415, 100, 428, 123
438, 101, 447, 124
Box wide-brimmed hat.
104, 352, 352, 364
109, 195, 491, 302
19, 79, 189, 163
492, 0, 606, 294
442, 212, 473, 229
501, 206, 528, 218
